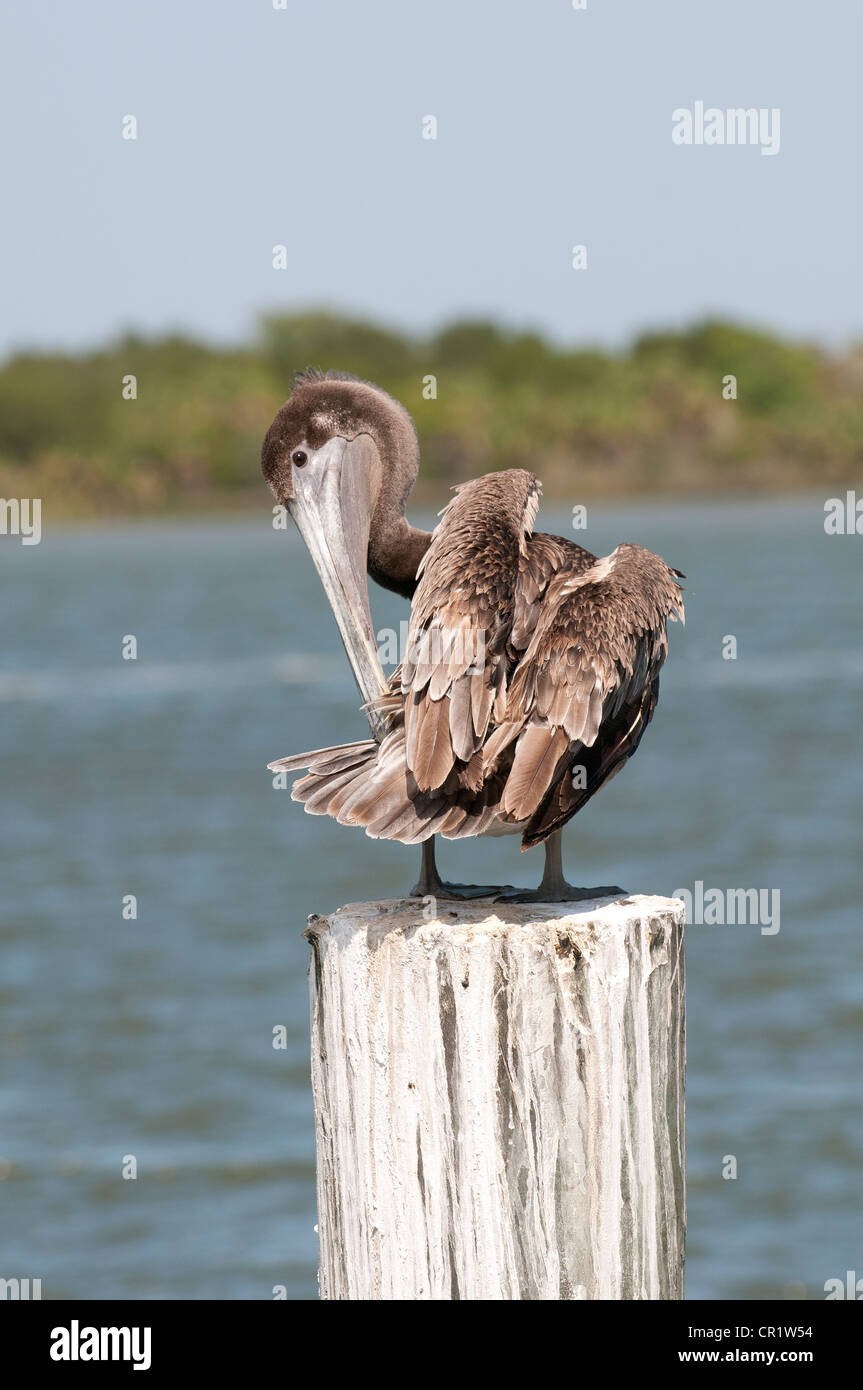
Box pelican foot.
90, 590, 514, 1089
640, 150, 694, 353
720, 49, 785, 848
410, 880, 511, 901
494, 884, 625, 904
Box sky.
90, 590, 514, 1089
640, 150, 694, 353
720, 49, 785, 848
1, 0, 861, 358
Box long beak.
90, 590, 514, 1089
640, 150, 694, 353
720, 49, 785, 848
287, 435, 388, 741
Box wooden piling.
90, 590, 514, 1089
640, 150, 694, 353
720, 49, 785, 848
305, 894, 685, 1300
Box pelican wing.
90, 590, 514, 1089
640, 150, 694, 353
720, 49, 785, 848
497, 544, 685, 836
401, 469, 541, 792
511, 530, 596, 649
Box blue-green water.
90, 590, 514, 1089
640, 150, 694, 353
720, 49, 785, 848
1, 498, 861, 1299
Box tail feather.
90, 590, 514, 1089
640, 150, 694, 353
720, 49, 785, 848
268, 739, 374, 774
332, 742, 406, 826
297, 765, 368, 816
366, 797, 442, 841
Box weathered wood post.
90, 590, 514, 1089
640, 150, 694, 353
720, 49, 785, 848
305, 894, 685, 1300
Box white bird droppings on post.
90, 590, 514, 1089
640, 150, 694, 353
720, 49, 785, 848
305, 894, 685, 1301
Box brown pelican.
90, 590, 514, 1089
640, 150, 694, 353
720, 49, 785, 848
261, 370, 684, 901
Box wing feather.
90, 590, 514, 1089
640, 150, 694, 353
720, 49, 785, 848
401, 469, 541, 791
499, 543, 684, 838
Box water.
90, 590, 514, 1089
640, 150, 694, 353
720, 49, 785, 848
1, 497, 861, 1300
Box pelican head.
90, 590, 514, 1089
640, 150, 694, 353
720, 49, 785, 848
261, 371, 429, 732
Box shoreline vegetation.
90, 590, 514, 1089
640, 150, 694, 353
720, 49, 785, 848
1, 312, 860, 518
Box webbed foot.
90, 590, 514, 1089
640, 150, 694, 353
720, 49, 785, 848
410, 880, 511, 901
494, 883, 624, 904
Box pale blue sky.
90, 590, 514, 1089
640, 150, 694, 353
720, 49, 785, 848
1, 0, 860, 357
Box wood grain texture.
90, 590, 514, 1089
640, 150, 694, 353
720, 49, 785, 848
305, 894, 685, 1301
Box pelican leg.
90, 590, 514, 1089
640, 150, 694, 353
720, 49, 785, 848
409, 836, 509, 900
495, 830, 624, 904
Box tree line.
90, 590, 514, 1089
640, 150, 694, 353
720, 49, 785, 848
1, 312, 859, 516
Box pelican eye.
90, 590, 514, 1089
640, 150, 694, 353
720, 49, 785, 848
291, 449, 308, 467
